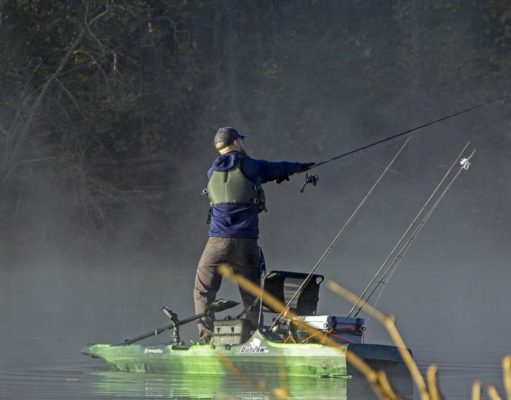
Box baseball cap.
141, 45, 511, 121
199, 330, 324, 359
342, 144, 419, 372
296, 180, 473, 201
214, 127, 245, 150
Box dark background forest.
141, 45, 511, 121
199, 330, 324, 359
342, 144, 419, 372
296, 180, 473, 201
1, 0, 509, 252
1, 1, 510, 395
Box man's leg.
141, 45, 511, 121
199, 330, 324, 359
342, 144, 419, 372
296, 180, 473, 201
233, 239, 263, 329
193, 237, 230, 341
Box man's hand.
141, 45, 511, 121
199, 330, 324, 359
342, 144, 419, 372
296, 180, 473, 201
299, 162, 316, 172
275, 163, 315, 183
275, 176, 290, 184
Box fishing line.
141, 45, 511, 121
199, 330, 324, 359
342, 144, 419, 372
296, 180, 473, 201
270, 136, 412, 329
350, 145, 476, 318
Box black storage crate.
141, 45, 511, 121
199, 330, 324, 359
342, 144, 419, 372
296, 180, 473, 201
211, 319, 252, 345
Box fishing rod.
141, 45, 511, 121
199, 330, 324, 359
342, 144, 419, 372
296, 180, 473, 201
298, 94, 507, 192
362, 151, 476, 319
349, 141, 471, 316
269, 136, 412, 329
349, 144, 476, 318
314, 95, 504, 169
120, 298, 238, 345
364, 150, 476, 315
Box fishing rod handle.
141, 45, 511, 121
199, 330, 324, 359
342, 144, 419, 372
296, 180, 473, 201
122, 324, 173, 345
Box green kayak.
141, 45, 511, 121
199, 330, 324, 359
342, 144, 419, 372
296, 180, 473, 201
83, 329, 405, 378
83, 272, 410, 385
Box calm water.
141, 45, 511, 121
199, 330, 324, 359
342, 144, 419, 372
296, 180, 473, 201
0, 363, 378, 399
1, 258, 508, 399
0, 357, 503, 399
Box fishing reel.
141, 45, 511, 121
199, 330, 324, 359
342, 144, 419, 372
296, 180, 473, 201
300, 173, 319, 193
161, 306, 181, 344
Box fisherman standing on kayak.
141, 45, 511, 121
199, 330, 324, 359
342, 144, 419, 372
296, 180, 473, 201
194, 127, 314, 343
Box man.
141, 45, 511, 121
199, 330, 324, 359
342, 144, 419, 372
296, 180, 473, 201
194, 127, 314, 342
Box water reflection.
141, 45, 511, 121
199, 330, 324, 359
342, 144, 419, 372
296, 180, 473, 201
90, 368, 414, 399
0, 364, 413, 399
92, 370, 348, 399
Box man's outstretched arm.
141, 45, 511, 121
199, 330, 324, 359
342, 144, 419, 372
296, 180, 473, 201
255, 159, 315, 183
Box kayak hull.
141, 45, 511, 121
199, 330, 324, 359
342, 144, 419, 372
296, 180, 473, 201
83, 330, 404, 378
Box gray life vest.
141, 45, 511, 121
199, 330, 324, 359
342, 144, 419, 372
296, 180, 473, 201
203, 158, 266, 213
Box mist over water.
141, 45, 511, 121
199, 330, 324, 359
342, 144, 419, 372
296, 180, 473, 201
1, 1, 510, 399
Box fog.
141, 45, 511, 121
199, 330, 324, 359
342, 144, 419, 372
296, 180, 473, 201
2, 108, 509, 370
0, 1, 510, 396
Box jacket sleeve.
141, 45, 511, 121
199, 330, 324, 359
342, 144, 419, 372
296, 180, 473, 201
252, 159, 304, 184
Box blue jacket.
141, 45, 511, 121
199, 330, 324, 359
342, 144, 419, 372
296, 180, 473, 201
207, 151, 304, 239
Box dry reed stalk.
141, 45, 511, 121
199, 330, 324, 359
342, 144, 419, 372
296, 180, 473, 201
217, 353, 255, 384
217, 354, 284, 400
503, 355, 511, 399
378, 370, 400, 400
217, 394, 233, 400
488, 384, 503, 400
277, 355, 288, 389
427, 365, 442, 400
217, 352, 292, 399
471, 380, 482, 400
326, 280, 430, 400
273, 387, 293, 400
219, 265, 402, 400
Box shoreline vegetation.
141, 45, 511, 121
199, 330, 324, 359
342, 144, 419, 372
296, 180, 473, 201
220, 266, 511, 400
1, 1, 509, 244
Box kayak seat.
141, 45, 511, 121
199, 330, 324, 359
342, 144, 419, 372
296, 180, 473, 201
260, 270, 324, 316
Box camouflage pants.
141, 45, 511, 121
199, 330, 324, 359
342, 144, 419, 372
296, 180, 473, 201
193, 237, 263, 340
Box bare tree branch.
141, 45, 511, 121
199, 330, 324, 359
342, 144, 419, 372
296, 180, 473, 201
2, 157, 55, 184
4, 59, 44, 157
53, 92, 87, 174
2, 2, 111, 182
0, 0, 5, 33
5, 82, 43, 149
73, 49, 111, 93
84, 2, 140, 68
85, 4, 116, 54
0, 121, 8, 137
54, 77, 84, 116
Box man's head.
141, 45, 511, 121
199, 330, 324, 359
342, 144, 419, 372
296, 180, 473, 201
214, 127, 246, 154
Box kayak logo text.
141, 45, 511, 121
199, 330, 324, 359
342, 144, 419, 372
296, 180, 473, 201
144, 348, 163, 354
240, 338, 269, 353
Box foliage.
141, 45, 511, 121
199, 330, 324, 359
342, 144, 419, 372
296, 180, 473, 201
0, 0, 509, 245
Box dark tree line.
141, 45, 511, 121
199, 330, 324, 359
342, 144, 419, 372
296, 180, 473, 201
0, 0, 509, 248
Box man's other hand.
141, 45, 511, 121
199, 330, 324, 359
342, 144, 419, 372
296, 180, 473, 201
275, 176, 290, 184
